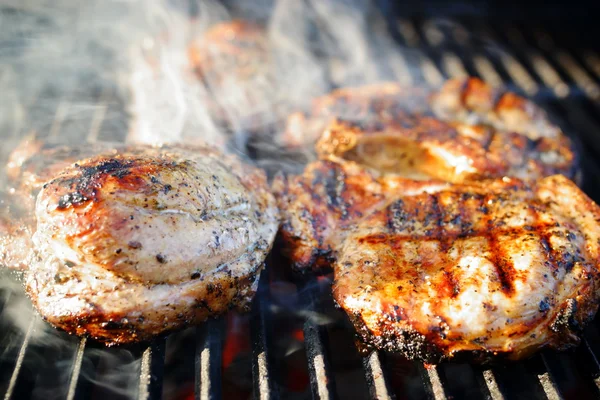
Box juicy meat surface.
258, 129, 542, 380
280, 83, 429, 150
276, 78, 578, 275
333, 175, 600, 362
281, 78, 577, 182
272, 157, 445, 274
6, 137, 118, 201
25, 144, 278, 344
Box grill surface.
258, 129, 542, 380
1, 5, 600, 400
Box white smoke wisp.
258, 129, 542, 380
0, 0, 425, 397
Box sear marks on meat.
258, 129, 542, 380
280, 83, 430, 151
280, 78, 577, 182
316, 113, 575, 183
6, 137, 121, 200
25, 144, 278, 345
333, 175, 600, 363
272, 157, 447, 274
276, 77, 579, 275
188, 20, 276, 132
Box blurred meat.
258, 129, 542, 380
188, 20, 277, 132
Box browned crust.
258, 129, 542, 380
332, 175, 600, 362
29, 264, 263, 345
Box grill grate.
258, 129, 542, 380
1, 15, 600, 400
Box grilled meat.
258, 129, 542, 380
316, 113, 575, 183
6, 137, 118, 200
188, 20, 275, 132
25, 144, 278, 344
276, 77, 578, 274
280, 83, 429, 150
333, 175, 600, 362
281, 78, 577, 182
273, 157, 444, 274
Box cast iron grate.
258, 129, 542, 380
1, 16, 600, 400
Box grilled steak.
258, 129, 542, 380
333, 175, 600, 362
6, 137, 118, 200
316, 112, 575, 183
273, 157, 445, 274
280, 83, 429, 150
276, 77, 578, 274
281, 78, 577, 182
25, 144, 278, 344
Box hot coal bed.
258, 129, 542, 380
1, 1, 600, 399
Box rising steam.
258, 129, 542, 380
0, 0, 422, 398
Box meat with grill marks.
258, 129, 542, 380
272, 157, 445, 274
333, 175, 600, 362
24, 144, 278, 345
283, 78, 576, 182
6, 137, 119, 201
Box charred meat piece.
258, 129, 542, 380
6, 137, 122, 200
273, 157, 445, 274
281, 78, 577, 182
280, 83, 430, 150
333, 175, 600, 363
25, 144, 278, 345
316, 113, 576, 183
188, 20, 277, 132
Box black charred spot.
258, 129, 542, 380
150, 176, 159, 184
156, 254, 167, 263
115, 248, 122, 254
539, 297, 551, 313
191, 272, 200, 279
207, 283, 215, 294
128, 241, 142, 249
387, 200, 409, 233
101, 321, 124, 330
163, 184, 173, 194
551, 299, 580, 333
57, 192, 90, 209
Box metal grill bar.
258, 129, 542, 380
66, 338, 87, 400
2, 317, 34, 400
138, 339, 166, 400
478, 369, 504, 400
299, 280, 337, 400
362, 352, 393, 400
419, 364, 447, 400
195, 318, 225, 400
251, 272, 278, 400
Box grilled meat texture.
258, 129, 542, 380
276, 77, 578, 274
6, 137, 118, 200
188, 20, 276, 132
272, 158, 445, 274
281, 83, 429, 150
317, 114, 575, 183
333, 175, 600, 362
25, 144, 278, 345
281, 78, 577, 181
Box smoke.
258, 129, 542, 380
0, 0, 427, 397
